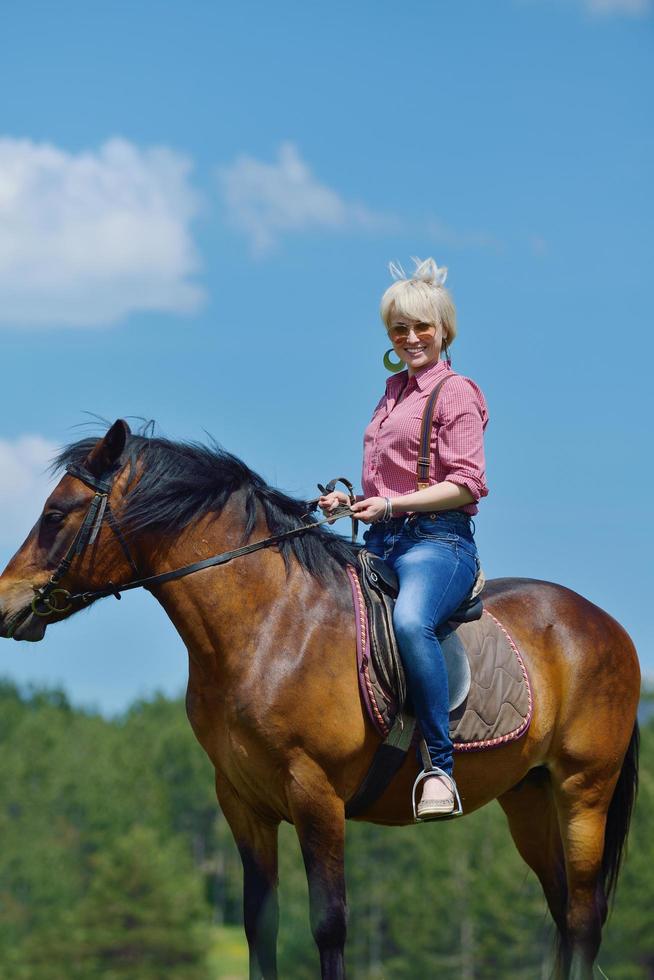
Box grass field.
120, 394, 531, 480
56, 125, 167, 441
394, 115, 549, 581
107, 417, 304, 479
208, 925, 249, 979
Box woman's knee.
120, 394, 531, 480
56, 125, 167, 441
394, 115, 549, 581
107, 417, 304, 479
393, 608, 431, 651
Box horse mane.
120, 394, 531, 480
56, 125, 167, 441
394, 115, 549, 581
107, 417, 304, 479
51, 426, 359, 583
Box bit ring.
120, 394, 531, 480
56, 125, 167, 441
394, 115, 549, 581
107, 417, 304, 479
31, 588, 73, 617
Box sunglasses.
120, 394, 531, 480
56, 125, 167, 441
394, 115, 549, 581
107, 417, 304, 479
387, 322, 437, 343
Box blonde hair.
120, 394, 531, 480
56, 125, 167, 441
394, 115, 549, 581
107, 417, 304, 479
380, 257, 457, 345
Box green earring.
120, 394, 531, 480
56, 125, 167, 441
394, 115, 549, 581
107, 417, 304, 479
383, 348, 404, 373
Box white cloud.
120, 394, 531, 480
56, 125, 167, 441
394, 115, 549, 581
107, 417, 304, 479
218, 142, 500, 256
217, 142, 393, 254
0, 137, 204, 328
583, 0, 651, 14
0, 435, 57, 551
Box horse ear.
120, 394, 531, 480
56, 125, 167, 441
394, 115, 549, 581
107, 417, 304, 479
84, 419, 131, 476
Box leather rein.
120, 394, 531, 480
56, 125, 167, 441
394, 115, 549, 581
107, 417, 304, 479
29, 465, 357, 620
27, 375, 452, 622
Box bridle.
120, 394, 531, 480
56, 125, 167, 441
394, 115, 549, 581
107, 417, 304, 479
29, 466, 356, 619
30, 462, 142, 617
28, 464, 356, 620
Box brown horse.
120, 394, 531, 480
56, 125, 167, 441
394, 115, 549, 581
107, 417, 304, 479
0, 420, 640, 979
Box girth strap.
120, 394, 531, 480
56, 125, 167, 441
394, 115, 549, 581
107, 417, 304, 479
345, 714, 416, 818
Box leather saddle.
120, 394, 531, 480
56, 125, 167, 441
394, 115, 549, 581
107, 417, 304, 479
357, 549, 484, 715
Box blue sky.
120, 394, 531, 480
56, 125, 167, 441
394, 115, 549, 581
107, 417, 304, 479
0, 0, 652, 712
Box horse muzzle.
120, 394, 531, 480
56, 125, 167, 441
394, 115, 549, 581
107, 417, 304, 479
7, 607, 48, 642
0, 582, 52, 641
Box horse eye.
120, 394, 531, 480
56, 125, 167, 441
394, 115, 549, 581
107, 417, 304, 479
43, 511, 65, 526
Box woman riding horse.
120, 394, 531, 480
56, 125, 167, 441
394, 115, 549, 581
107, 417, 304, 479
319, 257, 488, 818
0, 278, 640, 976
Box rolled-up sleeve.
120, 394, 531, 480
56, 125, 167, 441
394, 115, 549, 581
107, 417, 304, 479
436, 377, 489, 502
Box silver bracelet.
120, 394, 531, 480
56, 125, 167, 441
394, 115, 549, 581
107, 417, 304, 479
383, 497, 393, 522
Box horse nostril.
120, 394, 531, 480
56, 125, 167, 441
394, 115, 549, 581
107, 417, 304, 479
0, 598, 16, 633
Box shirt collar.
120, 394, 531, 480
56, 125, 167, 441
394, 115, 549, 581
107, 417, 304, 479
385, 357, 451, 394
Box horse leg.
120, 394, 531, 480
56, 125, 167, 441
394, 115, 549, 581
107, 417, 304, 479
498, 769, 568, 963
289, 773, 347, 980
240, 827, 280, 980
552, 770, 615, 980
216, 778, 280, 980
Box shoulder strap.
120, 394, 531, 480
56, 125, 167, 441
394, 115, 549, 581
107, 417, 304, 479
416, 373, 456, 491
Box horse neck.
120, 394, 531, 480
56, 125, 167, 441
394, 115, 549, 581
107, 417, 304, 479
137, 492, 331, 684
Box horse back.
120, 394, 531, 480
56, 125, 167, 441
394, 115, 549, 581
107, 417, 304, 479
480, 577, 640, 762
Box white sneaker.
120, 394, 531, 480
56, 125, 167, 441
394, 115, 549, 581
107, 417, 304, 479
416, 774, 456, 819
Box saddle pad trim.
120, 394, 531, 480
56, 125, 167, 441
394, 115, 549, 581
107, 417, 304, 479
347, 565, 388, 737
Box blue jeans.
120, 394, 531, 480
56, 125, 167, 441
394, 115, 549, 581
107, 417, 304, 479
363, 510, 479, 775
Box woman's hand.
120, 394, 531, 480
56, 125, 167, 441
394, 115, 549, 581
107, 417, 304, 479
350, 496, 388, 525
318, 490, 350, 524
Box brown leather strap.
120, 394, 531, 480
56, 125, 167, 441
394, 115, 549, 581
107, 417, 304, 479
321, 476, 358, 543
416, 373, 457, 491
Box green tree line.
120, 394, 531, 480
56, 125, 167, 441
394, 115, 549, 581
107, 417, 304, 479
0, 680, 651, 978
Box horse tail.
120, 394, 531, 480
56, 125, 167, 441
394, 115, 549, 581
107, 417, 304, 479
602, 719, 640, 906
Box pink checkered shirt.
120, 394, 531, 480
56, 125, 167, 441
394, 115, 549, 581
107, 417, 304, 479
361, 359, 489, 516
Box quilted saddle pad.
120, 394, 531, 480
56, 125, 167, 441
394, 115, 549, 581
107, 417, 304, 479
347, 567, 533, 752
